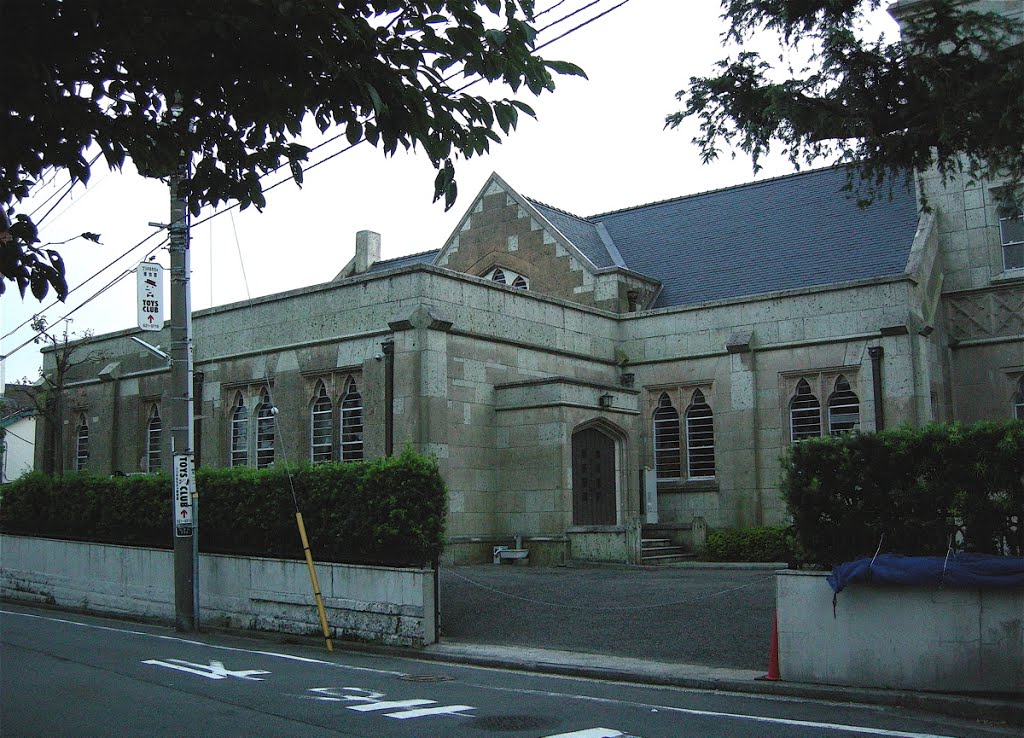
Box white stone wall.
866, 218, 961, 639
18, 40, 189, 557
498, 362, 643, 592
777, 570, 1024, 693
0, 535, 436, 646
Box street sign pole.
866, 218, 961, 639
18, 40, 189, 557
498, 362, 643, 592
168, 159, 198, 631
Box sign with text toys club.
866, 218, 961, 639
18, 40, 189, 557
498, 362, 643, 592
137, 262, 164, 331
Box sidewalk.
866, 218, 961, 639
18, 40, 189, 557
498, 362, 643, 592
430, 563, 1024, 727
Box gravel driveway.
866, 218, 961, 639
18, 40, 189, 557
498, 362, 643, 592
439, 564, 777, 671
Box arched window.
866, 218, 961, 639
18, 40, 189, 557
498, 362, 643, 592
828, 375, 860, 435
790, 379, 821, 442
255, 388, 275, 468
485, 267, 528, 289
75, 414, 89, 471
685, 389, 715, 479
230, 392, 249, 467
653, 393, 681, 480
1015, 376, 1024, 420
340, 377, 364, 461
146, 405, 162, 472
310, 381, 333, 463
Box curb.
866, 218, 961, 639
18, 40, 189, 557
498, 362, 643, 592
406, 645, 1024, 728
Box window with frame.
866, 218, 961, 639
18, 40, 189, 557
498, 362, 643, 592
685, 389, 715, 479
653, 393, 681, 480
75, 414, 89, 471
255, 388, 276, 469
146, 404, 162, 472
229, 392, 249, 467
485, 266, 529, 290
1014, 376, 1024, 420
340, 377, 364, 461
1000, 207, 1024, 271
790, 379, 822, 442
827, 375, 861, 435
310, 381, 333, 463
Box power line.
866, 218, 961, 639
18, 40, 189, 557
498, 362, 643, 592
195, 0, 632, 228
536, 0, 631, 52
31, 152, 104, 227
5, 0, 632, 355
1, 239, 167, 363
2, 226, 169, 342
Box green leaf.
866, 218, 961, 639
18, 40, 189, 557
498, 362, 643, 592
366, 84, 385, 116
543, 60, 587, 78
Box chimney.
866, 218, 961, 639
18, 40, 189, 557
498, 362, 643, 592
354, 230, 381, 274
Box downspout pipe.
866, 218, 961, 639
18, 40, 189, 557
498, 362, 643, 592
868, 346, 885, 431
381, 339, 394, 457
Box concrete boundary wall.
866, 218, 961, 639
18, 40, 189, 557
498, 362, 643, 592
776, 570, 1023, 693
0, 535, 436, 647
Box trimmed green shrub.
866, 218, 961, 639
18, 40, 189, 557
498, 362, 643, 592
703, 525, 791, 562
781, 420, 1024, 567
0, 447, 446, 566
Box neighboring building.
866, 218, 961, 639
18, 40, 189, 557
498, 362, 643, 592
2, 384, 37, 483
36, 159, 1024, 564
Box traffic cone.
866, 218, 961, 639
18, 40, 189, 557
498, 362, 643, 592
757, 610, 781, 681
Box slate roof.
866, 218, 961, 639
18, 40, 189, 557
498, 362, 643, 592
528, 201, 617, 269
368, 249, 441, 273
591, 166, 921, 308
360, 166, 921, 310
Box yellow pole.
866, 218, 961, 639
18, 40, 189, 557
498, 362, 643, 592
295, 511, 333, 652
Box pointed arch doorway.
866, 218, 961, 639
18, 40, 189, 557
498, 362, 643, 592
571, 426, 618, 525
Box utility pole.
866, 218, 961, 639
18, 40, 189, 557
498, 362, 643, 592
169, 159, 198, 631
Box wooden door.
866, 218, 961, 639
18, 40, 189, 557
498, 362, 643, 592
572, 428, 617, 525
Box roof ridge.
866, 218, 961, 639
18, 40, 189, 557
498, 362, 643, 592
587, 164, 847, 219
525, 197, 593, 224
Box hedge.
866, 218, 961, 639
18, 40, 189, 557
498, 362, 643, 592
0, 447, 446, 566
781, 420, 1024, 567
703, 525, 791, 562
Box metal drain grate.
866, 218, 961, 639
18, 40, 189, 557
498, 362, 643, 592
398, 673, 455, 682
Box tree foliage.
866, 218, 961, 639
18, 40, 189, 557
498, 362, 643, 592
20, 316, 105, 475
1, 0, 585, 301
669, 0, 1024, 205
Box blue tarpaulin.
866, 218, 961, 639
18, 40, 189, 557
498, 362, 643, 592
827, 553, 1024, 593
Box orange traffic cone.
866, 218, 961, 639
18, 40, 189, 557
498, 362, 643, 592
757, 610, 781, 681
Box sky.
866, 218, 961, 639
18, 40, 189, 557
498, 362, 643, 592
0, 0, 900, 385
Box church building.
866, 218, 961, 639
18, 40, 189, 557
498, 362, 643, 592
37, 159, 1024, 564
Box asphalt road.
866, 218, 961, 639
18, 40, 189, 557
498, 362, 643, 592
2, 603, 1011, 738
439, 565, 776, 670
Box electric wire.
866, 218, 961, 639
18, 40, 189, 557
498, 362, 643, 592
1, 226, 169, 343
534, 0, 631, 51
31, 152, 104, 227
193, 0, 631, 227
4, 0, 631, 360
227, 210, 301, 512
2, 238, 167, 361
36, 167, 112, 236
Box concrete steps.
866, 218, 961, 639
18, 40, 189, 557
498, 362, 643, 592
640, 537, 694, 565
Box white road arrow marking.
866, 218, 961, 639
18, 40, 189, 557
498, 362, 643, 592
346, 699, 435, 712
385, 704, 475, 719
142, 659, 269, 681
304, 687, 386, 703
544, 730, 624, 738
